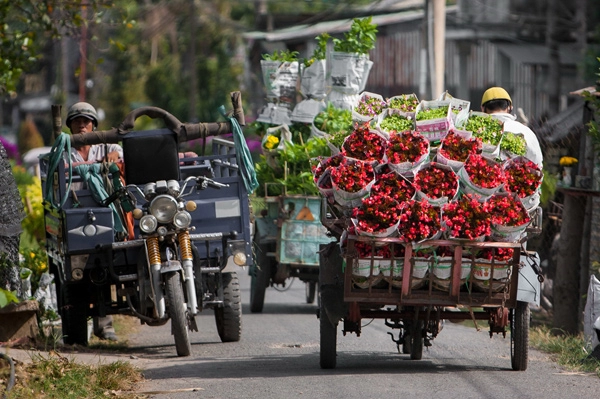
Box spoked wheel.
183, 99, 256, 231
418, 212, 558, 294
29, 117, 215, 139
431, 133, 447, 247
250, 240, 272, 313
510, 301, 530, 371
306, 281, 317, 304
164, 271, 191, 357
215, 272, 242, 342
319, 305, 337, 369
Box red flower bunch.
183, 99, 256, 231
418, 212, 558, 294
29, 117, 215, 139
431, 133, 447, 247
504, 158, 543, 198
438, 131, 482, 162
413, 163, 459, 200
379, 243, 406, 259
487, 194, 531, 227
371, 171, 415, 202
442, 194, 491, 240
477, 247, 514, 262
385, 130, 429, 164
354, 240, 383, 258
330, 158, 375, 193
342, 124, 387, 162
353, 194, 402, 234
463, 154, 505, 189
313, 154, 344, 186
398, 199, 441, 243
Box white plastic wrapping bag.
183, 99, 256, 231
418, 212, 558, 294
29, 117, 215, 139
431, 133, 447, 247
584, 274, 600, 352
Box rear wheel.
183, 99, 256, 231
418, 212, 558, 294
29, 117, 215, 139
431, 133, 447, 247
306, 281, 317, 304
59, 282, 89, 346
319, 305, 337, 369
511, 301, 530, 371
215, 272, 242, 342
250, 241, 272, 313
410, 320, 424, 360
164, 271, 191, 357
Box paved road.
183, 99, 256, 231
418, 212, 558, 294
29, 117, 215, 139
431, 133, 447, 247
126, 270, 600, 399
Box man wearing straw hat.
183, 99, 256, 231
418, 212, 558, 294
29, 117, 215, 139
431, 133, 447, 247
481, 87, 543, 167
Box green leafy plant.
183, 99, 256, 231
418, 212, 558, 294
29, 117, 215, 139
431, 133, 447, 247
500, 132, 527, 156
305, 33, 330, 67
463, 114, 504, 146
262, 49, 299, 62
313, 103, 354, 136
416, 106, 449, 121
332, 16, 378, 55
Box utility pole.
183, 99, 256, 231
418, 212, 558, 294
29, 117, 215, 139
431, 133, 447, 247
79, 2, 88, 102
432, 0, 446, 99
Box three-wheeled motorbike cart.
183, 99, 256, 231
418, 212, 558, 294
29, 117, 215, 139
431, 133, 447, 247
250, 194, 335, 312
41, 92, 253, 356
318, 201, 543, 370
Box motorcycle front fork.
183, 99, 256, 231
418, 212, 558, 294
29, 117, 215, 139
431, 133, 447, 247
146, 232, 198, 319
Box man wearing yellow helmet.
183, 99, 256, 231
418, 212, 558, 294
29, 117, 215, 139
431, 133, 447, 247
481, 87, 543, 167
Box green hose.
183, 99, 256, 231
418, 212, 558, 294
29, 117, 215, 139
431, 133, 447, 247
219, 105, 259, 194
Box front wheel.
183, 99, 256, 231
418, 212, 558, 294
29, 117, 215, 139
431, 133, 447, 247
511, 301, 530, 371
215, 272, 242, 342
164, 271, 191, 357
59, 282, 90, 346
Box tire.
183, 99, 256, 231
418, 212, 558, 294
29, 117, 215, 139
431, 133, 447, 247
59, 282, 89, 346
164, 271, 191, 357
410, 320, 424, 360
215, 272, 242, 342
306, 281, 317, 304
250, 242, 271, 313
511, 301, 530, 371
320, 305, 337, 369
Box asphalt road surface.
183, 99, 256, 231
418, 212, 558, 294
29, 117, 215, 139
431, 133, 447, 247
126, 270, 600, 399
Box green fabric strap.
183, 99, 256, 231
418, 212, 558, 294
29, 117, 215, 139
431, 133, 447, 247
73, 163, 126, 234
44, 132, 73, 209
219, 105, 259, 194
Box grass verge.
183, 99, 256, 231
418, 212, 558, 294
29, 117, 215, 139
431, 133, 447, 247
530, 325, 600, 377
2, 352, 145, 399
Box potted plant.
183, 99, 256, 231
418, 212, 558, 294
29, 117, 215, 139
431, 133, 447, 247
503, 156, 544, 210
487, 193, 531, 242
461, 112, 503, 155
397, 199, 441, 243
352, 193, 402, 237
327, 17, 378, 109
413, 162, 460, 206
458, 154, 505, 201
441, 193, 491, 240
341, 124, 387, 163
384, 130, 429, 175
437, 130, 482, 170
330, 157, 376, 207
371, 170, 416, 202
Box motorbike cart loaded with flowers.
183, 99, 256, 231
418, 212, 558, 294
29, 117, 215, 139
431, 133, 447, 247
315, 97, 544, 371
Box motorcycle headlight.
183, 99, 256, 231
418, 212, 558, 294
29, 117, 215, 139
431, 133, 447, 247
173, 211, 192, 229
139, 215, 158, 233
149, 195, 178, 223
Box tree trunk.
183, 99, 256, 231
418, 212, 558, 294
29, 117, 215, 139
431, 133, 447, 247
553, 193, 586, 334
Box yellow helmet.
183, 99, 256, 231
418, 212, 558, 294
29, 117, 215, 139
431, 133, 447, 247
481, 87, 512, 106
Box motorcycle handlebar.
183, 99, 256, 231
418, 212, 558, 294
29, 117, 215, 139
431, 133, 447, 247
69, 91, 245, 147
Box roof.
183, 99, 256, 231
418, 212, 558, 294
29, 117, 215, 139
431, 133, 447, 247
243, 5, 457, 42
496, 44, 583, 66
538, 99, 586, 142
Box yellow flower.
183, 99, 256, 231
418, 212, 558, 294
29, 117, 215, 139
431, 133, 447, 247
560, 156, 578, 166
264, 135, 280, 150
